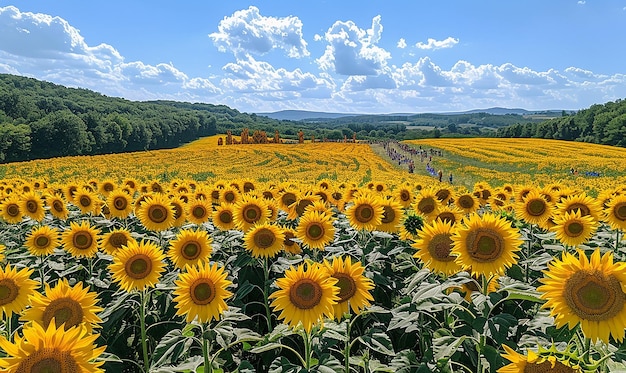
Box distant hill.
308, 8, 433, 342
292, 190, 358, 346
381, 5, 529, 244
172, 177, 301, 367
257, 110, 359, 121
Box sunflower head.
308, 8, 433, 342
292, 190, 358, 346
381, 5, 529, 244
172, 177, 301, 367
514, 189, 554, 225
109, 239, 166, 293
168, 229, 213, 270
212, 203, 236, 231
101, 228, 136, 256
550, 209, 598, 247
346, 194, 384, 231
603, 194, 626, 230
20, 191, 45, 222
61, 220, 101, 258
0, 264, 38, 318
106, 189, 134, 219
136, 194, 175, 231
323, 256, 374, 320
413, 219, 462, 276
25, 225, 61, 256
296, 210, 336, 250
244, 222, 285, 258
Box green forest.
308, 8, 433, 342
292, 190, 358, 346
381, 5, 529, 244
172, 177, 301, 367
496, 99, 626, 146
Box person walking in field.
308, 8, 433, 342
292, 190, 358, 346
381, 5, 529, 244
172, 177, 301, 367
449, 173, 453, 184
438, 170, 443, 182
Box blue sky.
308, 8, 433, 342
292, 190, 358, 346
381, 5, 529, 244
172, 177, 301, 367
1, 1, 625, 114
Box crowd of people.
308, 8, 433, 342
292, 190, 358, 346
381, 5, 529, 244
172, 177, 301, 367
380, 141, 452, 183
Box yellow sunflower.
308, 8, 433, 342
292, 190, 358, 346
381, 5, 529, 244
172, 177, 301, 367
169, 196, 188, 227
212, 203, 236, 231
0, 264, 38, 318
377, 198, 403, 233
394, 186, 414, 208
434, 187, 455, 206
72, 187, 100, 215
452, 213, 523, 277
24, 225, 61, 256
413, 219, 462, 276
98, 179, 117, 196
0, 321, 106, 373
550, 210, 598, 247
603, 194, 626, 230
556, 193, 602, 221
455, 192, 479, 215
100, 228, 136, 256
287, 194, 320, 220
233, 195, 270, 232
243, 222, 285, 258
45, 192, 70, 220
173, 261, 233, 323
0, 194, 23, 224
109, 239, 166, 293
63, 183, 80, 203
498, 345, 581, 373
329, 188, 347, 211
106, 189, 134, 219
168, 229, 213, 270
346, 194, 384, 231
186, 197, 212, 225
278, 189, 299, 214
538, 249, 626, 343
220, 186, 241, 205
136, 193, 175, 231
61, 220, 101, 258
296, 210, 336, 250
21, 279, 103, 332
514, 189, 554, 225
282, 228, 302, 255
323, 256, 374, 320
431, 206, 463, 227
413, 189, 440, 219
20, 191, 45, 222
270, 262, 339, 332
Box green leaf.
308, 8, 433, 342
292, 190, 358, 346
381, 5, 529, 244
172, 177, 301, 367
357, 330, 395, 356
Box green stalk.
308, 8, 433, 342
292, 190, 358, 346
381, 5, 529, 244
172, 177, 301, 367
263, 258, 273, 333
139, 289, 150, 373
203, 323, 212, 373
616, 229, 621, 251
304, 329, 312, 370
344, 317, 351, 373
526, 224, 533, 284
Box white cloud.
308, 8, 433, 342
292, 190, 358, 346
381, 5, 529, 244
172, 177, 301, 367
316, 15, 391, 76
397, 38, 407, 49
415, 37, 459, 50
209, 6, 309, 58
578, 1, 586, 4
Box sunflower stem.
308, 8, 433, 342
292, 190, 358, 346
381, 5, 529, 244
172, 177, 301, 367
525, 224, 533, 284
37, 256, 46, 292
344, 316, 351, 373
263, 257, 273, 333
203, 323, 212, 373
304, 328, 312, 370
616, 229, 621, 251
139, 289, 150, 373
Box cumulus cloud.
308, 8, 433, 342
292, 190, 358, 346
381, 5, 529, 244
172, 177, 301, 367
316, 15, 391, 76
577, 1, 586, 4
209, 6, 309, 58
397, 38, 407, 49
415, 37, 459, 50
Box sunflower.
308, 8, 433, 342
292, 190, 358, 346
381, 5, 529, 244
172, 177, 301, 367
413, 189, 440, 219
278, 189, 299, 213
498, 345, 581, 373
185, 197, 211, 225
455, 192, 479, 215
296, 211, 336, 250
459, 274, 500, 302
101, 228, 136, 256
603, 194, 626, 230
400, 212, 425, 241
556, 193, 602, 221
24, 225, 61, 256
377, 198, 403, 233
434, 187, 454, 206
0, 264, 38, 318
173, 262, 233, 323
323, 256, 374, 320
329, 188, 347, 211
0, 321, 106, 373
538, 249, 626, 343
61, 220, 101, 258
21, 279, 103, 332
106, 189, 134, 219
0, 194, 23, 224
413, 219, 462, 276
270, 262, 339, 332
288, 194, 320, 220
394, 186, 414, 208
514, 189, 554, 225
109, 239, 166, 293
63, 183, 80, 202
72, 187, 100, 215
220, 186, 240, 205
20, 191, 45, 222
233, 195, 270, 232
212, 203, 236, 231
45, 192, 70, 220
282, 228, 302, 255
243, 223, 285, 258
550, 210, 598, 247
452, 213, 523, 277
136, 193, 175, 231
168, 229, 213, 270
266, 200, 280, 221
346, 194, 384, 231
432, 206, 463, 226
98, 179, 117, 196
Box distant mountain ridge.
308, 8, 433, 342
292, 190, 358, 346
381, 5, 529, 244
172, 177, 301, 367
259, 107, 568, 121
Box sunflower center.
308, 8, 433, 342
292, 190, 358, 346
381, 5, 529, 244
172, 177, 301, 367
436, 190, 450, 202
192, 206, 207, 219
458, 195, 475, 209
354, 204, 374, 223
109, 232, 128, 249
190, 279, 216, 305
52, 200, 65, 213
36, 235, 50, 248
182, 241, 201, 260
565, 221, 584, 237
428, 234, 456, 262
103, 183, 114, 192
289, 279, 323, 309
523, 360, 576, 373
72, 232, 93, 250
254, 228, 275, 249
25, 355, 70, 373
125, 254, 152, 279
147, 205, 168, 223
295, 200, 313, 216
381, 206, 396, 224
564, 270, 625, 322
417, 197, 435, 214
284, 232, 296, 247
527, 199, 547, 216
43, 297, 84, 329
333, 273, 357, 302
466, 228, 504, 263
332, 192, 343, 201
282, 193, 297, 207
0, 279, 18, 305
79, 196, 91, 207
614, 203, 626, 221
171, 203, 182, 220
243, 205, 261, 223
437, 212, 456, 225
219, 210, 233, 224
399, 190, 410, 202
224, 191, 236, 203
113, 196, 128, 210
567, 203, 590, 217
26, 200, 39, 213
6, 203, 20, 217
306, 223, 324, 240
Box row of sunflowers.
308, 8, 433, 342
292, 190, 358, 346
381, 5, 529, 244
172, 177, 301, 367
1, 175, 626, 372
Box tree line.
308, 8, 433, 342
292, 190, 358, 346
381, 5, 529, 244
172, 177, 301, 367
496, 99, 626, 147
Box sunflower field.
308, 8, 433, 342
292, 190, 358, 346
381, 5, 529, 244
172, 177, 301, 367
0, 136, 626, 372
